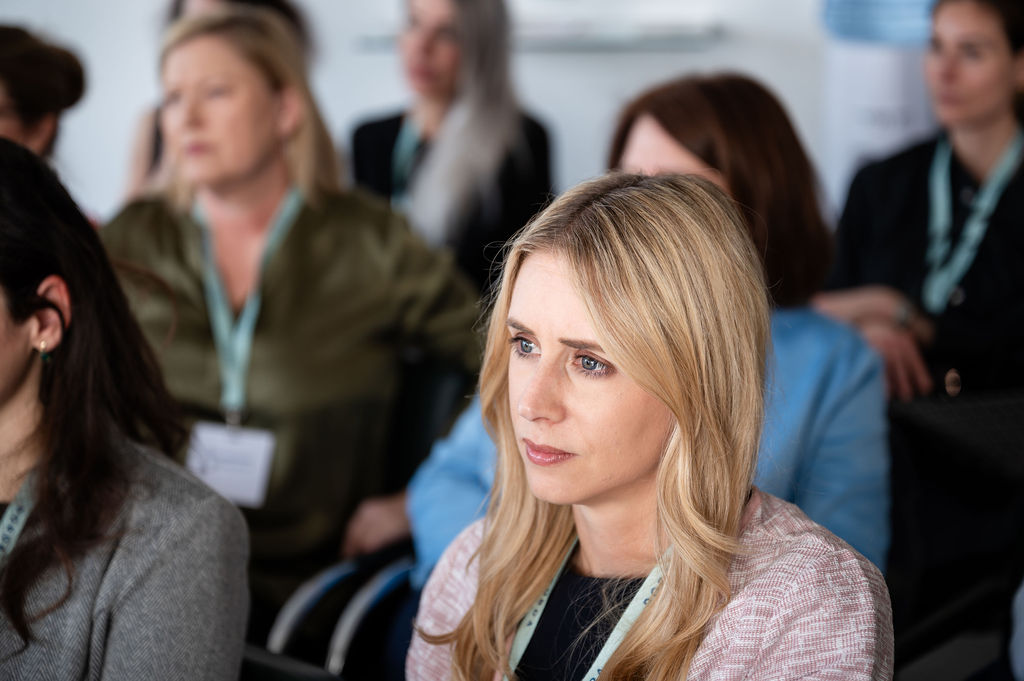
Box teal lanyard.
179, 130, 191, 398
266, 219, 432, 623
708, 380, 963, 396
505, 540, 664, 681
0, 474, 35, 568
924, 130, 1023, 314
193, 188, 303, 424
390, 116, 423, 212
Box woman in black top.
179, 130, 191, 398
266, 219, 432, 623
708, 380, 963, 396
352, 0, 552, 292
816, 0, 1024, 399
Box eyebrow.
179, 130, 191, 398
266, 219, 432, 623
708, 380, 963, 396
506, 317, 606, 353
933, 34, 998, 47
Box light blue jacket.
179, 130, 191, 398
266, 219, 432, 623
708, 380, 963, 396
1012, 577, 1024, 681
408, 308, 890, 587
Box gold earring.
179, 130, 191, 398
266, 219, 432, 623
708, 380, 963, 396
39, 341, 51, 364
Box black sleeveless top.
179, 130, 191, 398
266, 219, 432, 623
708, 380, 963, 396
515, 568, 643, 681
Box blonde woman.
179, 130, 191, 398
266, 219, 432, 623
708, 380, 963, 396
408, 173, 892, 680
103, 6, 480, 641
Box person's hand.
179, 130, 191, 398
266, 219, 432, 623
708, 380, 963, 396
341, 491, 411, 558
812, 285, 905, 324
813, 286, 934, 345
860, 320, 934, 401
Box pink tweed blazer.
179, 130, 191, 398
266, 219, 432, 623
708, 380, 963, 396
407, 488, 893, 680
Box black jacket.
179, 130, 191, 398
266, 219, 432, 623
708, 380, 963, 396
827, 135, 1024, 391
352, 111, 552, 292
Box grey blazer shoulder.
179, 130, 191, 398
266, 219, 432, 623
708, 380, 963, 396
0, 443, 250, 681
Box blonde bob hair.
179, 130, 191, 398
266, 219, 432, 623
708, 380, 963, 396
159, 6, 341, 208
428, 173, 771, 679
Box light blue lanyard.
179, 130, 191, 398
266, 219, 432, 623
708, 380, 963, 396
0, 473, 35, 568
505, 540, 664, 681
193, 188, 303, 424
924, 130, 1023, 314
390, 116, 422, 212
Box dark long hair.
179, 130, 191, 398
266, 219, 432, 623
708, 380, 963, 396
933, 0, 1024, 120
0, 26, 84, 157
0, 139, 186, 642
608, 73, 833, 307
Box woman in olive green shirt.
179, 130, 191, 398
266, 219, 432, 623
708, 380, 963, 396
103, 7, 480, 639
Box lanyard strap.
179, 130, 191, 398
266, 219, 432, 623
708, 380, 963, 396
194, 188, 303, 423
0, 474, 35, 568
390, 116, 423, 212
505, 540, 664, 681
923, 130, 1023, 314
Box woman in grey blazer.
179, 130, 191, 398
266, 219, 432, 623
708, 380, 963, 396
0, 138, 249, 680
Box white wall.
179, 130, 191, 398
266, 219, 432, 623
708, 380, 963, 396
0, 0, 830, 220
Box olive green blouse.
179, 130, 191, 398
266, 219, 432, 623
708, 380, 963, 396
103, 190, 482, 611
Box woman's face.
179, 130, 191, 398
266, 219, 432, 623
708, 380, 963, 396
926, 0, 1024, 130
161, 35, 295, 193
0, 287, 37, 422
506, 251, 676, 510
618, 114, 727, 189
400, 0, 461, 101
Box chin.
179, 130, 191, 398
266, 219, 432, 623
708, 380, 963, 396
933, 107, 993, 132
180, 166, 218, 187
405, 76, 434, 96
524, 470, 584, 507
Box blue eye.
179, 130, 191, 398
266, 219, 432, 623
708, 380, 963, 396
580, 355, 606, 372
518, 338, 535, 354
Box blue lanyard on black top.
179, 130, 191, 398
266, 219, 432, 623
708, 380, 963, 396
391, 116, 422, 212
193, 188, 303, 425
505, 539, 664, 681
924, 130, 1023, 314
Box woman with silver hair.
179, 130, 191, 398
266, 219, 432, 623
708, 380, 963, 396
352, 0, 552, 292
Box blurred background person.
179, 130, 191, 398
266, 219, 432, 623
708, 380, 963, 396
0, 138, 248, 679
122, 0, 311, 200
0, 26, 84, 158
103, 6, 480, 643
816, 0, 1024, 401
351, 0, 552, 292
814, 0, 1024, 654
607, 73, 890, 568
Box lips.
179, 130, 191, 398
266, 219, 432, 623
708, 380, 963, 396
523, 439, 576, 466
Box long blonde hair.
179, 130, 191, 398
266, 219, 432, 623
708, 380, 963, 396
159, 6, 341, 209
425, 173, 771, 679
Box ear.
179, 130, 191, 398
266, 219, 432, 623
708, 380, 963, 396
275, 86, 304, 140
24, 114, 58, 157
29, 275, 72, 353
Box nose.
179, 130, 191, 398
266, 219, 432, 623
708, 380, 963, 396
931, 50, 958, 82
183, 93, 202, 127
405, 26, 431, 57
516, 359, 566, 423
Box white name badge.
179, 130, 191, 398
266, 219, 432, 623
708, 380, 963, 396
186, 422, 275, 509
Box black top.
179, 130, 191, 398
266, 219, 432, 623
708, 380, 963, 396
515, 567, 643, 681
826, 135, 1024, 393
351, 111, 552, 292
